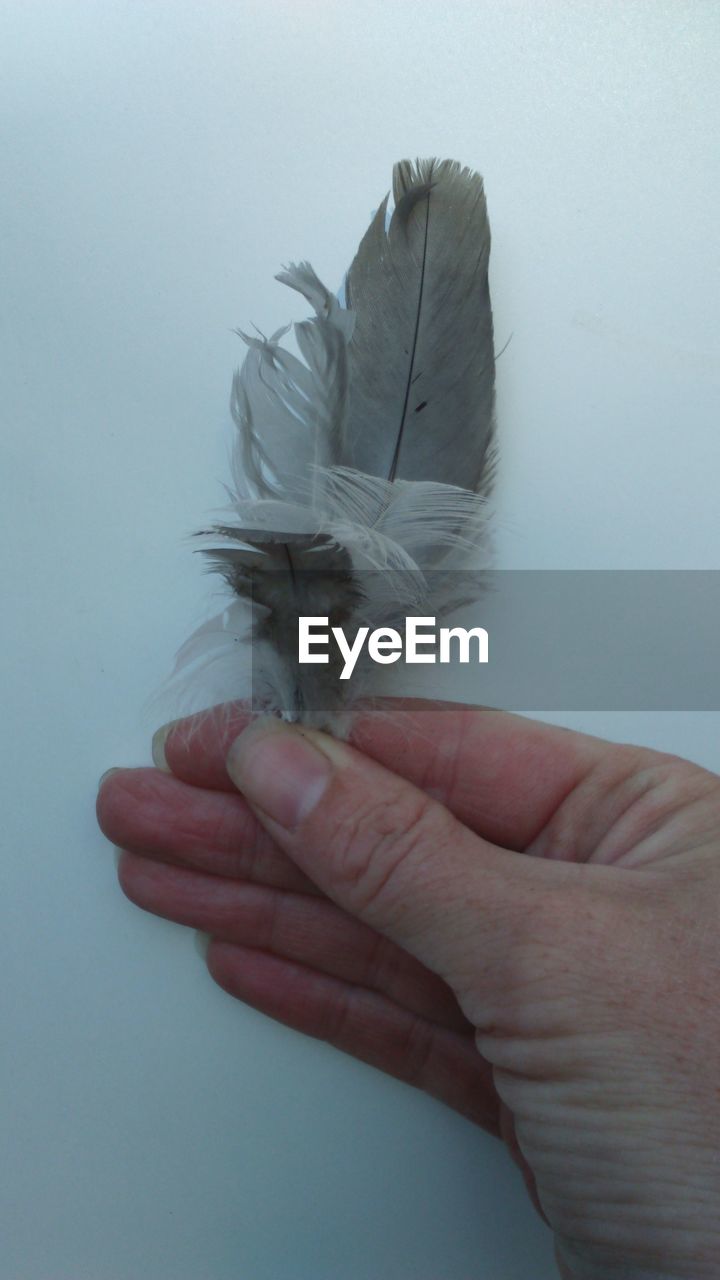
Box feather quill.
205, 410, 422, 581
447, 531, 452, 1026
169, 158, 497, 732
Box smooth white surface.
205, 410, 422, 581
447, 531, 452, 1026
2, 3, 719, 1277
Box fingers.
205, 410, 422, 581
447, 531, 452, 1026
206, 941, 500, 1134
224, 718, 564, 1017
97, 767, 316, 893
152, 705, 251, 789
117, 851, 469, 1033
153, 699, 606, 849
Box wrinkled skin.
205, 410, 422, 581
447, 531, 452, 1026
97, 701, 720, 1279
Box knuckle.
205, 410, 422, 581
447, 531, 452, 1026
204, 798, 242, 850
396, 1014, 436, 1086
363, 929, 401, 994
244, 812, 270, 882
533, 745, 719, 865
261, 886, 282, 952
317, 985, 355, 1047
325, 786, 443, 916
602, 752, 720, 860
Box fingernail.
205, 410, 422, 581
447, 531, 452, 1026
194, 930, 211, 960
98, 767, 122, 793
152, 721, 177, 772
227, 718, 333, 829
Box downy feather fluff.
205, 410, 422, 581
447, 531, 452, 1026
169, 158, 497, 733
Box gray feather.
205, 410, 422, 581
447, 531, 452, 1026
344, 158, 496, 493
168, 158, 498, 730
229, 262, 351, 503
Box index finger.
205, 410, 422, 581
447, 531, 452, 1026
153, 699, 610, 849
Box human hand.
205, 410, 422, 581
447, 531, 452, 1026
97, 702, 720, 1279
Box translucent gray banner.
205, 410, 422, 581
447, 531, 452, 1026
247, 570, 720, 713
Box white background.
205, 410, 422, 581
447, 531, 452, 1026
2, 3, 719, 1277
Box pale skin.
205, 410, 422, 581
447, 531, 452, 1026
96, 701, 720, 1279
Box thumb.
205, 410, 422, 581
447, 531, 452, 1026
226, 717, 559, 1016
